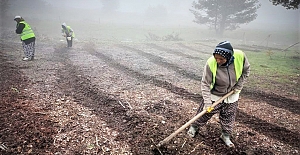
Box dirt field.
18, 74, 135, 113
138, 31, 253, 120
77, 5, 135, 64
0, 38, 299, 155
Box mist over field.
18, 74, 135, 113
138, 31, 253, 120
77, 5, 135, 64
2, 0, 300, 47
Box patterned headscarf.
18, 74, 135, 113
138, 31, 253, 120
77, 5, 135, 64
213, 41, 234, 65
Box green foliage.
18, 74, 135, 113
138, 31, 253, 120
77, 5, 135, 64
246, 50, 298, 75
269, 0, 300, 9
266, 50, 274, 59
245, 50, 300, 95
190, 0, 261, 35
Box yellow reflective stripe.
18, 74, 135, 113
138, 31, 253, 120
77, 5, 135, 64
19, 21, 35, 40
20, 29, 33, 36
207, 50, 244, 90
66, 26, 75, 37
207, 56, 217, 89
233, 50, 244, 81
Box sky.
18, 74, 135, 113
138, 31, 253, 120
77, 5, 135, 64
41, 0, 299, 30
245, 0, 299, 30
7, 0, 298, 31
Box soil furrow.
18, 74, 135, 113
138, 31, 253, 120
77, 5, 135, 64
80, 45, 299, 153
116, 44, 203, 81
145, 43, 202, 60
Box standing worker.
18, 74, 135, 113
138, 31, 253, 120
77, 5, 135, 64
187, 41, 250, 148
61, 23, 75, 48
14, 16, 36, 61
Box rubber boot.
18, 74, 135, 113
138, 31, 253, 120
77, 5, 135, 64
220, 132, 235, 147
187, 125, 198, 138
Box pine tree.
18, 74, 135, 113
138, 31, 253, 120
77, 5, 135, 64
269, 0, 299, 9
190, 0, 261, 36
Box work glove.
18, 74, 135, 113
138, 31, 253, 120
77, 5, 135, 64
233, 89, 241, 94
62, 34, 66, 37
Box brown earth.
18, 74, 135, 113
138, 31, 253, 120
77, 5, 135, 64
0, 39, 299, 155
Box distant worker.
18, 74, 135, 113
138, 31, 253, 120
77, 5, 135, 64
187, 41, 250, 148
14, 16, 36, 61
61, 23, 75, 48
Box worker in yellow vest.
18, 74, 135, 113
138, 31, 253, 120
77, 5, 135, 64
61, 23, 75, 48
187, 41, 250, 148
14, 16, 36, 61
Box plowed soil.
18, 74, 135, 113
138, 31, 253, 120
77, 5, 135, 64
0, 39, 299, 155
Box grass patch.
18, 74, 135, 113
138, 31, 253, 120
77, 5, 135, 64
244, 49, 300, 98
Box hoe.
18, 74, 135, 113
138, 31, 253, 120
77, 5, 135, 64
153, 91, 234, 154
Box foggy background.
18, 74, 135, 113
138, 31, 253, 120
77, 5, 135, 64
2, 0, 300, 47
7, 0, 299, 28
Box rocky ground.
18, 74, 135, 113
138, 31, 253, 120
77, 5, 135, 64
0, 38, 299, 155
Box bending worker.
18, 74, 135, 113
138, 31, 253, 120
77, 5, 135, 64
14, 16, 36, 61
187, 41, 250, 148
61, 23, 75, 47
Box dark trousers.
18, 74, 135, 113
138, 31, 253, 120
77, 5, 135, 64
66, 37, 73, 47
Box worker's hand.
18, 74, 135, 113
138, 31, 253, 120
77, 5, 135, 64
62, 34, 66, 37
233, 89, 241, 94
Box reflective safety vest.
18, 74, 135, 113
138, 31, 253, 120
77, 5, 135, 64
207, 50, 244, 89
19, 21, 35, 41
62, 26, 75, 37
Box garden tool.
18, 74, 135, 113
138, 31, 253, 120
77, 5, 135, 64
157, 90, 234, 147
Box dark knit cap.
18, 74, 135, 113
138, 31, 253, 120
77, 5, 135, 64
213, 41, 233, 60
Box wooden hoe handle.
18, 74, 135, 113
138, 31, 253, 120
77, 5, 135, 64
157, 90, 234, 147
